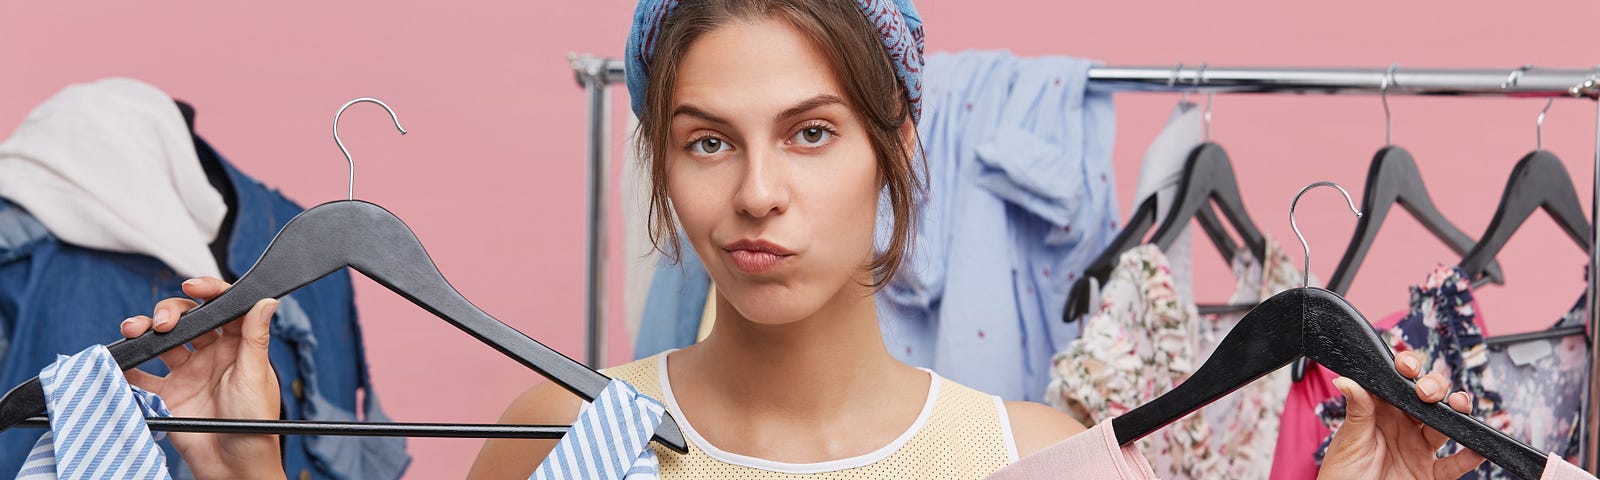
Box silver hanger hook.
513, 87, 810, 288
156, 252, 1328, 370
333, 97, 408, 201
1536, 98, 1554, 150
1169, 62, 1189, 105
1381, 63, 1398, 145
1502, 64, 1533, 89
1290, 181, 1364, 289
1195, 62, 1212, 141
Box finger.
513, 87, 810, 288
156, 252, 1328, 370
188, 329, 224, 350
156, 342, 192, 370
152, 297, 200, 333
233, 299, 279, 386
1415, 372, 1450, 404
1331, 377, 1378, 440
1434, 447, 1487, 479
1423, 392, 1475, 449
181, 277, 233, 303
218, 296, 271, 338
1395, 350, 1423, 379
124, 368, 164, 393
121, 316, 153, 338
1448, 390, 1473, 413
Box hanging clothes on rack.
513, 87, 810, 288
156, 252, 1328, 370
0, 81, 407, 479
1312, 266, 1504, 478
1129, 101, 1204, 306
878, 50, 1119, 402
1483, 294, 1590, 467
1047, 236, 1304, 479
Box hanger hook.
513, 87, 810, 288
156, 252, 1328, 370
1169, 62, 1189, 104
1195, 62, 1212, 142
1537, 98, 1554, 150
1502, 64, 1533, 89
1381, 63, 1398, 145
1290, 181, 1363, 289
333, 97, 408, 201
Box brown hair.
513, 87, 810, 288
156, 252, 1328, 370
638, 0, 924, 288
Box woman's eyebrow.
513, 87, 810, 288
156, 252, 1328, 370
775, 94, 845, 122
671, 104, 730, 126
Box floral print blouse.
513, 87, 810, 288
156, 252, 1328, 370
1047, 238, 1303, 480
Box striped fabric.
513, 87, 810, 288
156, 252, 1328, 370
531, 379, 666, 480
16, 345, 172, 480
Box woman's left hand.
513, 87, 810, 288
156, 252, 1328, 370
1316, 350, 1486, 479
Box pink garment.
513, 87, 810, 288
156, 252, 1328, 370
1269, 303, 1493, 479
987, 418, 1157, 480
1542, 454, 1598, 480
1269, 358, 1342, 479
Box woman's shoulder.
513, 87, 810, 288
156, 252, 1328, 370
932, 376, 1085, 459
1003, 400, 1086, 458
601, 353, 666, 396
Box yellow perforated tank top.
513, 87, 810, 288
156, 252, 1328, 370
603, 351, 1017, 479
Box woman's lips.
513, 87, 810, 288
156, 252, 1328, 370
723, 239, 795, 273
728, 249, 790, 273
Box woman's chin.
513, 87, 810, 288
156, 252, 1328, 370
723, 292, 825, 327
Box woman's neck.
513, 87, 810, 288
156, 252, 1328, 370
677, 280, 920, 424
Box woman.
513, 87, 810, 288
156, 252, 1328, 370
121, 0, 1487, 478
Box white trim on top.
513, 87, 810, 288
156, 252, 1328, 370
994, 395, 1019, 463
656, 350, 941, 474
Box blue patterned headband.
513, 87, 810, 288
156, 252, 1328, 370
625, 0, 925, 122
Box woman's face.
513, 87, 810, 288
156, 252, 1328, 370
666, 17, 882, 326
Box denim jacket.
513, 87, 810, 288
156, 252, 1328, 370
0, 138, 410, 479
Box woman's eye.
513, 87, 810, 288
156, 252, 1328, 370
693, 137, 726, 154
793, 126, 830, 146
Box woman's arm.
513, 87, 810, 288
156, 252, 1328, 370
465, 381, 584, 479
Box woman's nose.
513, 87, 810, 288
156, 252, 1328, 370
733, 146, 790, 218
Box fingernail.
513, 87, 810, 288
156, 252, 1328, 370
182, 278, 199, 287
1419, 377, 1440, 397
262, 299, 279, 316
1401, 354, 1419, 372
121, 317, 136, 328
153, 309, 173, 327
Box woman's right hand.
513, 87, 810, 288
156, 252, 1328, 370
121, 277, 286, 480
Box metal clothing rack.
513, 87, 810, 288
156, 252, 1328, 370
568, 53, 1600, 471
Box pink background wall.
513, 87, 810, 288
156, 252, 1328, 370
2, 1, 1596, 477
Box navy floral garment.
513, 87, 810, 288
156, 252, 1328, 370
1482, 295, 1589, 472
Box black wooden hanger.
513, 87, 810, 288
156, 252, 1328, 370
1458, 96, 1591, 281
0, 98, 688, 452
1066, 72, 1267, 321
1112, 182, 1547, 479
1146, 143, 1268, 263
1064, 143, 1266, 321
1063, 194, 1241, 321
1327, 146, 1505, 295
1458, 149, 1591, 281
